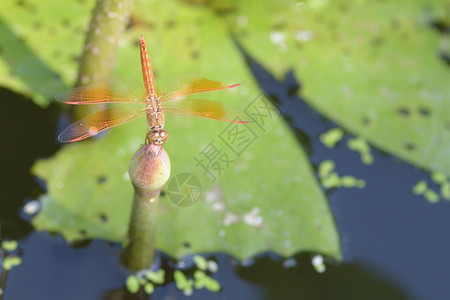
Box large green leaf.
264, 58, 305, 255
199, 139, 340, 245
232, 0, 450, 175
30, 0, 341, 260
0, 0, 93, 105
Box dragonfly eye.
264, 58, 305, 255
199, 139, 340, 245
148, 129, 168, 146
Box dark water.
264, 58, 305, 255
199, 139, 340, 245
1, 46, 449, 299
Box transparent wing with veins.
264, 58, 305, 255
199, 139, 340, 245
58, 103, 147, 142
163, 99, 251, 124
55, 79, 147, 104
157, 73, 250, 123
57, 74, 249, 143
157, 73, 241, 101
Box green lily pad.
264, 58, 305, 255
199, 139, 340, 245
30, 0, 341, 261
0, 0, 94, 106
232, 0, 450, 175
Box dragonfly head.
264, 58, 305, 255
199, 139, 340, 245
147, 129, 168, 146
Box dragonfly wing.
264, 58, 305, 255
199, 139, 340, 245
58, 103, 147, 142
157, 73, 241, 101
56, 79, 146, 104
163, 99, 251, 124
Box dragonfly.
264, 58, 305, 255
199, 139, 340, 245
57, 35, 250, 147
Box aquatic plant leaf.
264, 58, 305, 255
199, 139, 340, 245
31, 0, 341, 261
232, 0, 450, 175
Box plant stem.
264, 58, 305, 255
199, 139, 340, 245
76, 0, 133, 86
122, 145, 171, 271
122, 189, 160, 271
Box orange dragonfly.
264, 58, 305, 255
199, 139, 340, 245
57, 35, 250, 146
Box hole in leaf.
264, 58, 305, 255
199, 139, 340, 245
97, 176, 108, 184
397, 107, 410, 117
404, 142, 415, 151
362, 116, 371, 126
417, 106, 430, 117
99, 213, 108, 223
191, 50, 200, 60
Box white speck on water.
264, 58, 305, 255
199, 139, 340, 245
283, 258, 297, 268
224, 212, 239, 226
244, 207, 263, 227
177, 261, 186, 268
205, 186, 222, 203
312, 254, 326, 273
207, 260, 218, 272
295, 30, 313, 42
23, 200, 40, 215
219, 229, 226, 237
241, 257, 254, 267
212, 202, 226, 211
56, 181, 64, 189
237, 15, 248, 27
284, 239, 292, 248
270, 31, 285, 45
295, 2, 307, 12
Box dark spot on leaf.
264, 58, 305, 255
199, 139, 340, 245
165, 20, 177, 29
73, 55, 81, 63
362, 116, 371, 126
160, 190, 166, 196
79, 229, 87, 236
404, 142, 415, 151
97, 176, 108, 184
371, 37, 383, 47
71, 239, 92, 248
397, 107, 410, 117
390, 18, 400, 30
99, 213, 108, 223
16, 0, 25, 6
417, 106, 430, 117
191, 50, 200, 60
183, 242, 191, 248
271, 22, 286, 30
62, 18, 71, 28
34, 22, 42, 30
439, 52, 450, 67
53, 73, 62, 81
429, 18, 450, 34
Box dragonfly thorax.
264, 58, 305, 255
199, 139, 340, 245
146, 99, 165, 129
